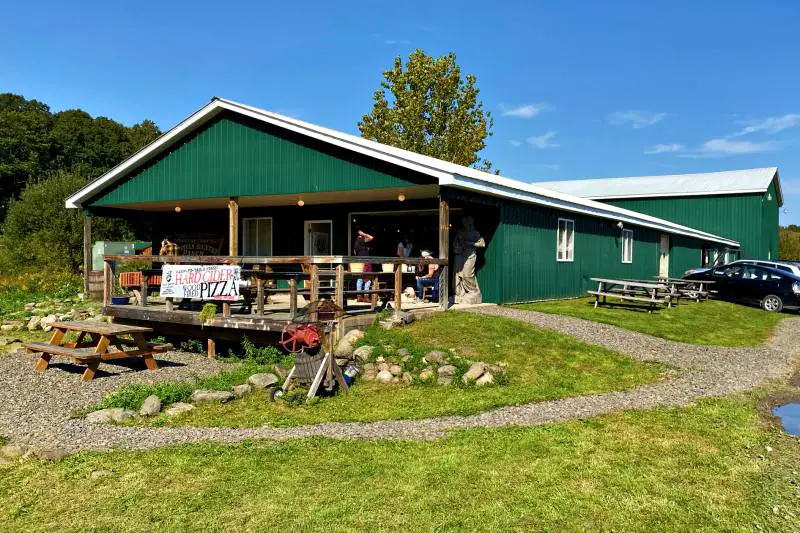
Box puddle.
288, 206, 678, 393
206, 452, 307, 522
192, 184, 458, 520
772, 403, 800, 436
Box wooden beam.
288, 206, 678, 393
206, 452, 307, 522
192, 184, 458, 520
256, 278, 265, 316
140, 274, 148, 307
103, 260, 112, 306
334, 265, 344, 308
309, 264, 319, 302
289, 278, 298, 317
228, 196, 239, 256
394, 264, 402, 313
165, 297, 174, 312
103, 254, 447, 266
83, 216, 91, 297
439, 199, 450, 310
222, 302, 231, 317
207, 338, 216, 359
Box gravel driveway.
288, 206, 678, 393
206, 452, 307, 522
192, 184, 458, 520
2, 305, 798, 452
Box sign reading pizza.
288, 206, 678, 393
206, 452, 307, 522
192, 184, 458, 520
159, 265, 241, 301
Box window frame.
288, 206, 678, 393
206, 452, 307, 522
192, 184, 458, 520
621, 228, 633, 264
556, 217, 575, 262
241, 216, 274, 257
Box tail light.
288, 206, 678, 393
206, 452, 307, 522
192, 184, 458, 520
793, 282, 800, 296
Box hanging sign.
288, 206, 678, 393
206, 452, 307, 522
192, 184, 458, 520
159, 265, 241, 301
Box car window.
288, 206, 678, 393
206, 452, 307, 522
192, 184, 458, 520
741, 266, 763, 280
778, 266, 792, 273
714, 266, 742, 278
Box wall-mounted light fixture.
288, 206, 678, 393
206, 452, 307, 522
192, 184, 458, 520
174, 206, 182, 213
616, 221, 624, 229
297, 200, 305, 207
397, 193, 406, 202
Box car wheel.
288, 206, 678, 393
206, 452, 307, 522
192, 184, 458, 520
761, 294, 784, 313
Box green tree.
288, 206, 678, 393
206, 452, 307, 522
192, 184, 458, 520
0, 170, 134, 272
358, 49, 496, 172
779, 226, 800, 260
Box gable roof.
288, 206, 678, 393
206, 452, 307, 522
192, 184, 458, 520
65, 97, 740, 248
535, 167, 782, 206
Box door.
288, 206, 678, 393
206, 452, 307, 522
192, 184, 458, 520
659, 234, 670, 278
304, 220, 333, 256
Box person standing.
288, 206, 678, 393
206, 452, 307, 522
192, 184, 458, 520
353, 228, 374, 303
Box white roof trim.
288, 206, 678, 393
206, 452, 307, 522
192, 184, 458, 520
65, 97, 740, 248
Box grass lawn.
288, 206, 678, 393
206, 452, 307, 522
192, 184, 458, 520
515, 297, 785, 346
2, 392, 798, 531
119, 311, 666, 428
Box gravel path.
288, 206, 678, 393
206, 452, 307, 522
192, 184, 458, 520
2, 306, 799, 452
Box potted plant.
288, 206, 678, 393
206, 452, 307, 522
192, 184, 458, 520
111, 275, 131, 305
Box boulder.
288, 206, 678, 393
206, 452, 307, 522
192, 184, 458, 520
232, 384, 252, 398
425, 350, 448, 365
377, 362, 390, 373
437, 364, 456, 377
462, 362, 487, 383
476, 373, 494, 386
0, 444, 27, 459
27, 315, 42, 331
86, 408, 136, 424
24, 302, 36, 312
419, 369, 436, 381
389, 364, 403, 376
334, 339, 354, 359
165, 403, 194, 416
353, 345, 374, 362
139, 395, 162, 416
391, 376, 400, 384
35, 448, 70, 462
40, 314, 58, 332
376, 370, 394, 384
0, 324, 18, 332
437, 375, 453, 386
342, 329, 365, 344
401, 371, 413, 384
248, 373, 279, 389
362, 369, 377, 381
191, 389, 235, 403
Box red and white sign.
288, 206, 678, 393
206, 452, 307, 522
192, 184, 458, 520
159, 265, 241, 301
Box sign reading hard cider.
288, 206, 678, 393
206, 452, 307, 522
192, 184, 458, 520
159, 265, 241, 301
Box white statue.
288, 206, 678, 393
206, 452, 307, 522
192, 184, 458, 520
452, 216, 485, 304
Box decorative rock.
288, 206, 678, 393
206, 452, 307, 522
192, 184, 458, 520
139, 395, 162, 416
377, 362, 390, 372
0, 457, 11, 466
437, 375, 453, 386
419, 369, 436, 381
27, 315, 42, 331
232, 384, 252, 398
391, 376, 400, 384
362, 369, 377, 381
165, 402, 195, 416
335, 358, 349, 367
437, 364, 456, 377
40, 314, 58, 332
35, 447, 69, 462
462, 362, 487, 383
273, 364, 290, 379
0, 324, 18, 332
191, 389, 235, 403
376, 370, 394, 384
375, 356, 386, 363
401, 354, 412, 363
401, 371, 413, 384
90, 469, 114, 479
397, 348, 410, 357
389, 364, 403, 376
0, 336, 21, 346
86, 408, 136, 424
24, 302, 36, 312
425, 350, 448, 365
248, 373, 279, 389
334, 340, 354, 359
353, 345, 374, 362
342, 329, 365, 344
1, 444, 27, 459
476, 373, 494, 386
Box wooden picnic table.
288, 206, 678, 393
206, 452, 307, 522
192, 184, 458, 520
588, 278, 674, 312
24, 321, 169, 381
653, 277, 716, 302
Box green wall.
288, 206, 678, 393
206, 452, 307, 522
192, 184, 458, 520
602, 181, 779, 260
87, 112, 433, 207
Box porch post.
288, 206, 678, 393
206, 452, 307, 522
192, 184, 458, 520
83, 215, 91, 298
438, 198, 449, 309
228, 196, 239, 256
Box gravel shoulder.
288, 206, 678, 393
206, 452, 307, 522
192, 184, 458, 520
2, 305, 798, 452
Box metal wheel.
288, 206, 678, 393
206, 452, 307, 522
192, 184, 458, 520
761, 294, 783, 313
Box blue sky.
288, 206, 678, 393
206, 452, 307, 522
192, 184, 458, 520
2, 1, 799, 223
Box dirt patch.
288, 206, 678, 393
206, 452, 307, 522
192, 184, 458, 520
756, 389, 800, 426
789, 370, 800, 388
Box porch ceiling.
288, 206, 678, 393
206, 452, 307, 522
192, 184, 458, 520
92, 184, 440, 211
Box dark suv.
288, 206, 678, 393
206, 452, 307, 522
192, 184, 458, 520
684, 263, 800, 312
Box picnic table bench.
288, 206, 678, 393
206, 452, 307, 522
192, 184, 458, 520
588, 278, 675, 312
24, 321, 170, 381
654, 277, 715, 302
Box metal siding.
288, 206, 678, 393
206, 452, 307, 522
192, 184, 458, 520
762, 180, 780, 259
496, 200, 661, 303
604, 193, 762, 258
89, 114, 430, 207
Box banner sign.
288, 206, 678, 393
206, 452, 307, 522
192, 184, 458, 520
159, 265, 241, 301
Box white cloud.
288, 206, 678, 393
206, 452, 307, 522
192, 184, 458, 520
501, 103, 552, 118
608, 110, 667, 128
644, 143, 685, 154
680, 138, 780, 158
729, 113, 800, 137
509, 140, 522, 147
526, 131, 560, 149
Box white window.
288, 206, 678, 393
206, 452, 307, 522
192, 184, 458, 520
557, 218, 574, 262
621, 229, 633, 263
242, 217, 273, 256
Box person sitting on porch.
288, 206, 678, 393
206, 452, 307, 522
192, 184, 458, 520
397, 234, 413, 258
415, 250, 439, 300
159, 235, 179, 256
354, 228, 374, 303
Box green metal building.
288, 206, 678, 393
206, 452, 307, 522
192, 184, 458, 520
66, 97, 744, 304
537, 168, 782, 264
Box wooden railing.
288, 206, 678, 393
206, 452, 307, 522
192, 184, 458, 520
103, 255, 449, 316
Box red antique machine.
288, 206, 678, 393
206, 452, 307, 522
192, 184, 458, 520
271, 300, 349, 402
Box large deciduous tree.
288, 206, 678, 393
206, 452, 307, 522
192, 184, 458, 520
358, 49, 496, 172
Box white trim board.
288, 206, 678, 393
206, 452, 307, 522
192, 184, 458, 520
65, 97, 742, 248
